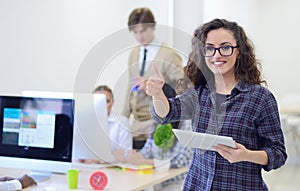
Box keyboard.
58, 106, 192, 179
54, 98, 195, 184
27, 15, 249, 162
29, 172, 51, 182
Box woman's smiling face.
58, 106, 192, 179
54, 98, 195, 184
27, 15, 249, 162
204, 28, 239, 77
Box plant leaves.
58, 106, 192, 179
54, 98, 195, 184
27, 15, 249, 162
153, 123, 175, 150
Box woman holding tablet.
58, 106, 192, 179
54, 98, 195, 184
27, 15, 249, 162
146, 18, 287, 190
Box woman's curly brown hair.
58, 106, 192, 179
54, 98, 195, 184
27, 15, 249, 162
177, 18, 266, 93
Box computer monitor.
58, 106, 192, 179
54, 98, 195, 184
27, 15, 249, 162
73, 93, 114, 163
0, 95, 75, 181
22, 91, 114, 165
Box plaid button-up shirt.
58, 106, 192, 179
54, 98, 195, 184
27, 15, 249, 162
152, 81, 287, 191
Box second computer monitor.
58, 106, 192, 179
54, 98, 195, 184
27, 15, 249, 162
73, 93, 114, 163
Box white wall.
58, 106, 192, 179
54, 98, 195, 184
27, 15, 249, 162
173, 0, 203, 35
173, 0, 203, 67
0, 0, 172, 94
255, 0, 300, 100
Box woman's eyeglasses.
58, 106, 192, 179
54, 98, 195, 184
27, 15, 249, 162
202, 45, 239, 57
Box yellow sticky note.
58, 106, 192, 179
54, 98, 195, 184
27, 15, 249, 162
136, 165, 154, 175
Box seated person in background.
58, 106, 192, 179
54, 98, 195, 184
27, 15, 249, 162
114, 84, 193, 191
0, 174, 36, 191
80, 85, 132, 164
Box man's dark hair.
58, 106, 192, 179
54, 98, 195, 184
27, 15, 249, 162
128, 8, 156, 31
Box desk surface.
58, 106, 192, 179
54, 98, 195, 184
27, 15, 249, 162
0, 166, 188, 191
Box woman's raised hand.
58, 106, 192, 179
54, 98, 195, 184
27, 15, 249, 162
146, 62, 165, 98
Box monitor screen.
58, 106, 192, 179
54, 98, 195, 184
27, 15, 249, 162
0, 95, 74, 176
20, 91, 114, 166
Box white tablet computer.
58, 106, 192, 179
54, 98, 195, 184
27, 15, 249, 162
172, 129, 236, 151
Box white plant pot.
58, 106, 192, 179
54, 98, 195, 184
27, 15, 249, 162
154, 159, 170, 172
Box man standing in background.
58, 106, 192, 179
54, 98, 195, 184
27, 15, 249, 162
123, 7, 183, 149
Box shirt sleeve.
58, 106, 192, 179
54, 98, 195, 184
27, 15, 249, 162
151, 87, 199, 124
118, 115, 133, 150
138, 137, 154, 159
258, 93, 287, 171
0, 180, 22, 191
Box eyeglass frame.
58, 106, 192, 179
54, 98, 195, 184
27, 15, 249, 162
202, 45, 239, 57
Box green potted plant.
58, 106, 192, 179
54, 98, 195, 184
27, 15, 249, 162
153, 123, 175, 160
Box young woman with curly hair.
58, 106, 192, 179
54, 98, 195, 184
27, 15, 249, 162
146, 18, 287, 190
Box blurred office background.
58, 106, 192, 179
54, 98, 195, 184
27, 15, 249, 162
0, 0, 299, 190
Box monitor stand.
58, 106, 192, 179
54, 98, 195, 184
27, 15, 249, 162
29, 170, 52, 182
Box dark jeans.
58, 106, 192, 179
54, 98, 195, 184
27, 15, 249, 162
133, 139, 146, 150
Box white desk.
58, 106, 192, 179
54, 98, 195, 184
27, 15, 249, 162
0, 166, 188, 191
